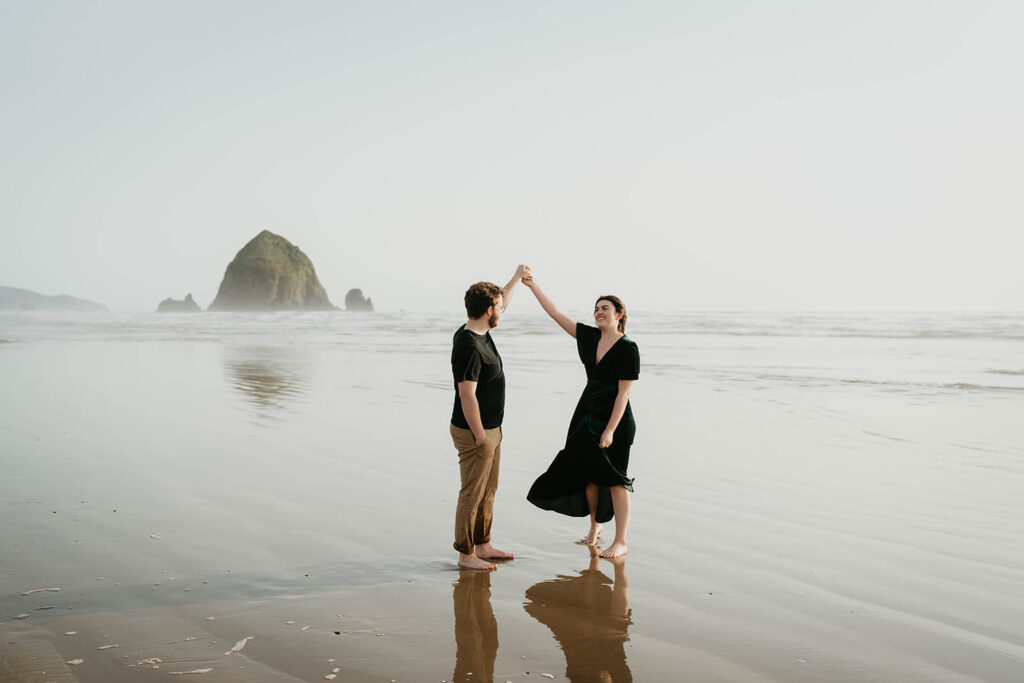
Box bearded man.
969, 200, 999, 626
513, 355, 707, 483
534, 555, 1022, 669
449, 265, 527, 570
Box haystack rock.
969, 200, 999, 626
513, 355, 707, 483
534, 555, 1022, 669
208, 231, 335, 311
157, 293, 201, 313
344, 288, 374, 312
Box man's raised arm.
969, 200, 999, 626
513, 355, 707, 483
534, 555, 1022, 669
500, 264, 529, 311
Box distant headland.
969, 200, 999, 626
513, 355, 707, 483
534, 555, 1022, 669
0, 286, 107, 312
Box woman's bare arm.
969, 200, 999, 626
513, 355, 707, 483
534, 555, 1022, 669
599, 379, 635, 448
522, 273, 576, 337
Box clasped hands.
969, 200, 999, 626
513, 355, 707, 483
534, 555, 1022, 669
518, 264, 534, 288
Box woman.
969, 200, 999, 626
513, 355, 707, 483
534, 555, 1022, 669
523, 272, 638, 559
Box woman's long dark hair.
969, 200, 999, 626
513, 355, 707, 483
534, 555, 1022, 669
596, 295, 627, 333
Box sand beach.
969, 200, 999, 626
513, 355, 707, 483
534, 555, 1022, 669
2, 311, 1023, 682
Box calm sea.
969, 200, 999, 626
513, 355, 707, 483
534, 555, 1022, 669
3, 310, 1023, 392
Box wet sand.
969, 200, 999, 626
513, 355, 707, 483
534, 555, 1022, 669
2, 313, 1023, 681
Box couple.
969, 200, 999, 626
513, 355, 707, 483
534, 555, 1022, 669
449, 265, 639, 570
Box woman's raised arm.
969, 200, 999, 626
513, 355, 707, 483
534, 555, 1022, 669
522, 273, 576, 338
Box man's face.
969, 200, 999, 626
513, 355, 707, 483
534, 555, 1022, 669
487, 295, 505, 328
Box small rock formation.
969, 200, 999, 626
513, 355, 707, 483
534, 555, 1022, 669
157, 293, 201, 313
345, 288, 374, 312
207, 231, 335, 311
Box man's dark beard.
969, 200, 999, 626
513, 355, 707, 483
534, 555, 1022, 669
488, 310, 499, 328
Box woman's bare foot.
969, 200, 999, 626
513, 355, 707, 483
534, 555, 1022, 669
475, 543, 514, 560
600, 542, 627, 559
458, 553, 497, 570
579, 523, 603, 545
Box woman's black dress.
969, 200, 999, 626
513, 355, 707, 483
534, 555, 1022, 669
527, 323, 639, 523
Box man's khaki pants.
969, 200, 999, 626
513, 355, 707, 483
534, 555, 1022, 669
451, 424, 502, 555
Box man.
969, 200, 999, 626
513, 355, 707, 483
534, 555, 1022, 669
450, 265, 527, 570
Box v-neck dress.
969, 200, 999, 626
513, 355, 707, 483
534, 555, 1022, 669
527, 323, 639, 523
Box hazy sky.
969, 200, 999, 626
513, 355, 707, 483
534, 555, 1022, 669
2, 1, 1022, 312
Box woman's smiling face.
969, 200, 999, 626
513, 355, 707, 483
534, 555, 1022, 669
594, 299, 621, 331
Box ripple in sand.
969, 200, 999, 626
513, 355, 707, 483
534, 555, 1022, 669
22, 587, 60, 595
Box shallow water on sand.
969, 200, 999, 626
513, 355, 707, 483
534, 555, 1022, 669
1, 310, 1023, 682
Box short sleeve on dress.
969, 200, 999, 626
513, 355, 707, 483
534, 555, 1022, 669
617, 341, 640, 380
454, 345, 483, 383
575, 323, 599, 365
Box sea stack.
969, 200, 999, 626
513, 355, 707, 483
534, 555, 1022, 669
344, 288, 374, 312
157, 293, 201, 313
208, 231, 335, 311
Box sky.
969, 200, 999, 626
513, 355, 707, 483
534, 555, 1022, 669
2, 0, 1022, 312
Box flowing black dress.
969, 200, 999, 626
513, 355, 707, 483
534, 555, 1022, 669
527, 323, 639, 523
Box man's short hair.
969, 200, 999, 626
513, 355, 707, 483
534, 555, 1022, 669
464, 282, 503, 319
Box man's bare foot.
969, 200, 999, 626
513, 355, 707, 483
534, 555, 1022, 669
458, 553, 497, 570
578, 523, 603, 545
600, 542, 627, 559
475, 542, 514, 560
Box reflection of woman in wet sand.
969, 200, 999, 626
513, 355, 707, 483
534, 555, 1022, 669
524, 272, 638, 558
452, 569, 498, 683
524, 546, 632, 682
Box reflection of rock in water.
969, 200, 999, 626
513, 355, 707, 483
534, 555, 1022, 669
524, 550, 632, 683
223, 346, 309, 414
453, 570, 498, 683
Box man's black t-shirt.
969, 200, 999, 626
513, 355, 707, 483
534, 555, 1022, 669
451, 325, 505, 429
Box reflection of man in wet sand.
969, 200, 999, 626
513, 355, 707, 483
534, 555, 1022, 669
452, 569, 498, 683
524, 547, 632, 682
450, 266, 527, 570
